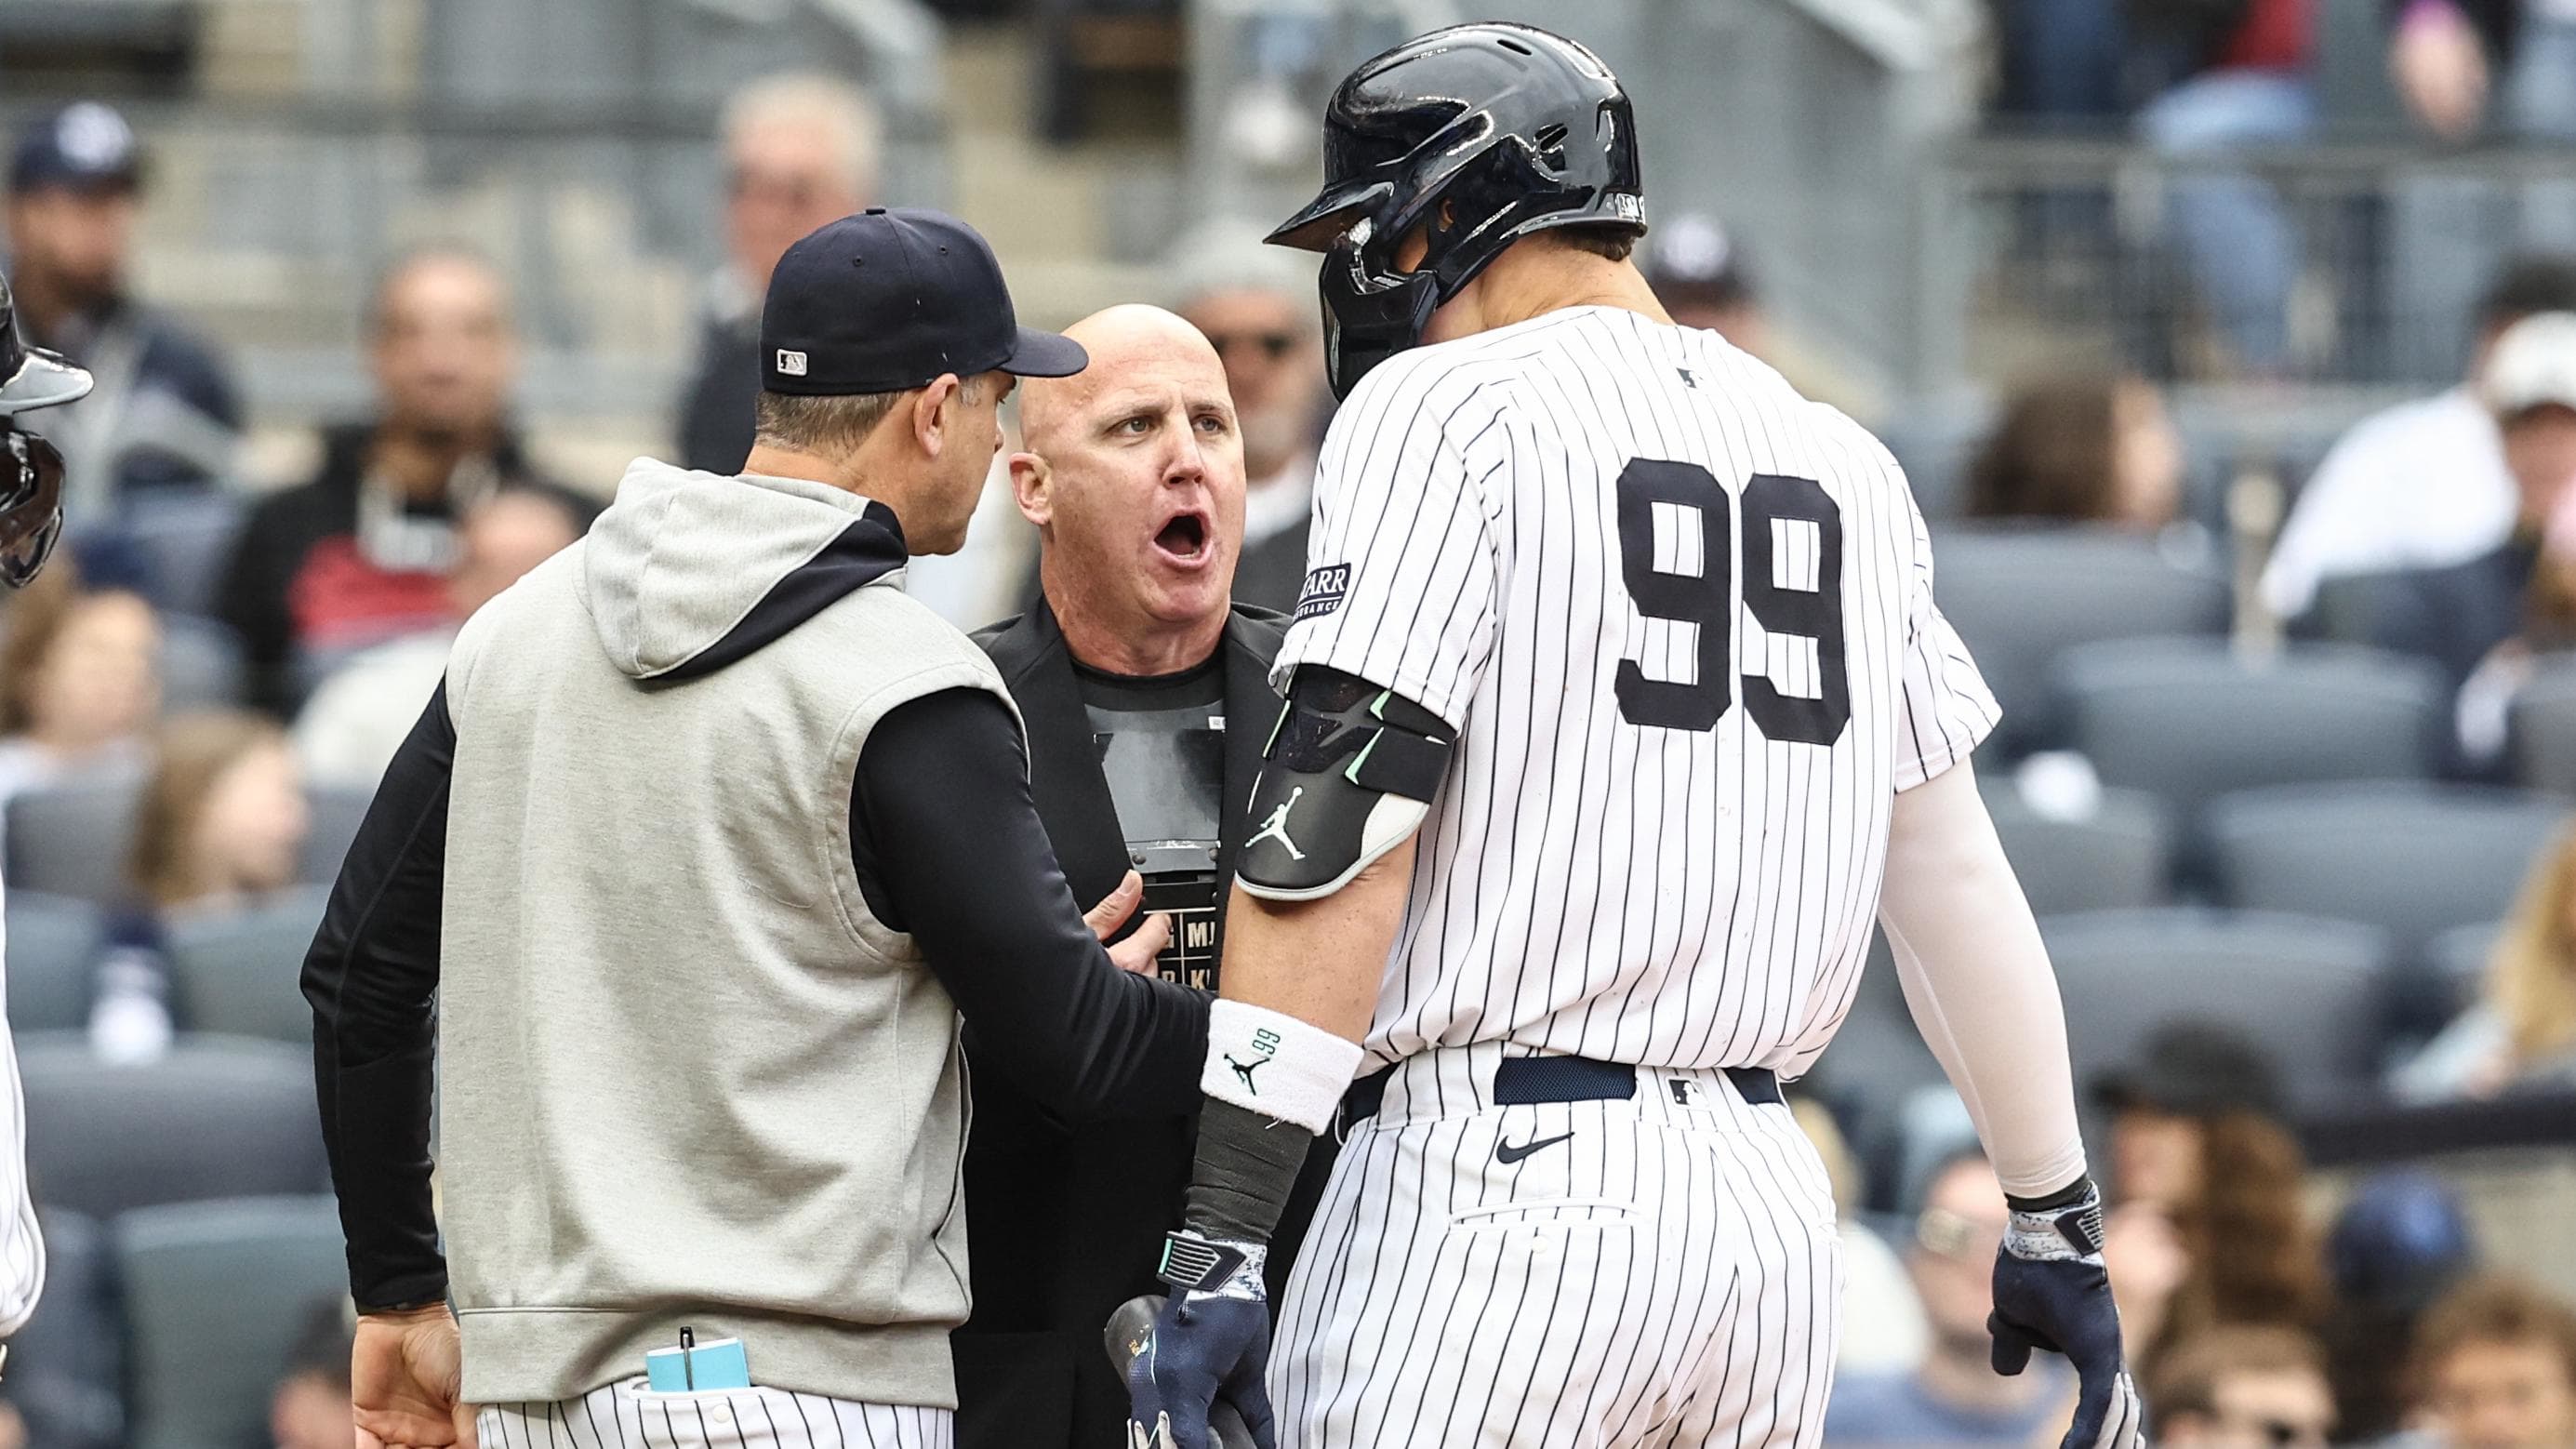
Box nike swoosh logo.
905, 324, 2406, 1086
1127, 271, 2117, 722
1494, 1131, 1574, 1164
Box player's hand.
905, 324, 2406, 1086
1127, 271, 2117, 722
1087, 871, 1174, 976
1989, 1177, 2144, 1449
1125, 1233, 1277, 1449
352, 1305, 478, 1449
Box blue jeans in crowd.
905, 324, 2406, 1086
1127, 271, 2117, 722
2139, 68, 2318, 375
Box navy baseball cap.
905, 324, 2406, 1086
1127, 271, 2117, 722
8, 102, 142, 194
761, 207, 1086, 395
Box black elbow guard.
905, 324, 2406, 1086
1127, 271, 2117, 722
1236, 667, 1454, 901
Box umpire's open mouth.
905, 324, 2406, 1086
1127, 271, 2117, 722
1151, 508, 1213, 568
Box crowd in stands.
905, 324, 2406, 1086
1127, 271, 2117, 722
1990, 0, 2576, 379
1, 47, 2573, 1449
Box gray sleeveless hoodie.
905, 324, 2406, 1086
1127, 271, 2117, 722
435, 459, 1012, 1407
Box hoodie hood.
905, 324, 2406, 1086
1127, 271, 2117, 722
579, 458, 909, 682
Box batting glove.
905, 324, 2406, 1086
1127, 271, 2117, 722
1989, 1176, 2145, 1449
1125, 1230, 1278, 1449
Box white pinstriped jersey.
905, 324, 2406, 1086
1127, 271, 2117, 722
1270, 306, 1998, 1078
0, 872, 46, 1337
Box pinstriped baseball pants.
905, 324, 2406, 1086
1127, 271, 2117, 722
476, 1380, 952, 1449
1271, 1044, 1842, 1447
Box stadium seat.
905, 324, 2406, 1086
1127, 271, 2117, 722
1985, 786, 2173, 913
156, 613, 248, 713
117, 1195, 348, 1449
2512, 659, 2576, 797
2429, 922, 2501, 1013
165, 886, 330, 1043
5, 1208, 126, 1448
4, 778, 145, 908
1932, 527, 2230, 758
19, 1036, 327, 1220
2057, 639, 2445, 826
298, 786, 373, 886
2041, 909, 2393, 1110
117, 491, 246, 618
1874, 396, 1993, 520
2208, 783, 2566, 955
3, 891, 103, 1034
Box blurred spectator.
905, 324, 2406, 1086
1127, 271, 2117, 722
1170, 218, 1326, 616
1793, 1097, 1930, 1376
4, 103, 239, 522
91, 710, 310, 1062
2144, 1324, 2336, 1446
677, 73, 878, 476
2408, 1275, 2576, 1449
2102, 1196, 2194, 1367
2131, 0, 2317, 377
2368, 312, 2576, 754
2389, 0, 2576, 140
270, 1297, 354, 1449
126, 710, 307, 914
1644, 214, 1768, 359
2397, 822, 2576, 1098
2264, 258, 2576, 619
215, 247, 578, 714
0, 563, 155, 808
2092, 1021, 2330, 1372
1823, 1150, 2073, 1444
2323, 1173, 2479, 1441
1964, 375, 2186, 531
296, 486, 585, 789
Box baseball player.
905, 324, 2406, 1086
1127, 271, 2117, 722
1123, 24, 2144, 1449
0, 273, 98, 1354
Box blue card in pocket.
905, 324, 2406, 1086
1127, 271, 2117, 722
644, 1336, 751, 1391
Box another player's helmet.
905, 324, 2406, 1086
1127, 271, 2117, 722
0, 273, 93, 589
1266, 22, 1644, 398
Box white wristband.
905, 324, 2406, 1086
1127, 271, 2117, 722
1200, 999, 1366, 1134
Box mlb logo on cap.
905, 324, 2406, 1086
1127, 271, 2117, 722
776, 349, 808, 378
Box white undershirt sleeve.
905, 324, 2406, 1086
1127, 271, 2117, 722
0, 888, 46, 1336
1877, 761, 2089, 1200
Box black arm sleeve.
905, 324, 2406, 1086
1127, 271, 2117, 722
301, 685, 454, 1311
852, 686, 1210, 1122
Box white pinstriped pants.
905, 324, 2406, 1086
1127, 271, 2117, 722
476, 1380, 953, 1449
1271, 1044, 1842, 1448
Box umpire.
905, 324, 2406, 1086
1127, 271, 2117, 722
302, 208, 1211, 1449
954, 305, 1333, 1449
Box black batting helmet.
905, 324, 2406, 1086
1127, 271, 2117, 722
0, 273, 93, 589
1266, 22, 1645, 397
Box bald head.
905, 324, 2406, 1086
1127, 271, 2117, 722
1011, 304, 1247, 674
1020, 305, 1225, 455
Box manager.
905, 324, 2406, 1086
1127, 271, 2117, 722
302, 209, 1211, 1449
953, 305, 1333, 1449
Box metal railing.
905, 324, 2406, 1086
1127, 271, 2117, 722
1914, 139, 2576, 395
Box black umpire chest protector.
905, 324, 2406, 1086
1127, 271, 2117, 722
954, 598, 1337, 1449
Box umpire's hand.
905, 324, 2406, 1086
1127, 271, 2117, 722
1988, 1177, 2145, 1449
1088, 870, 1175, 976
352, 1305, 478, 1449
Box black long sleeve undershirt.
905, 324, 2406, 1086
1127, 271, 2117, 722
305, 683, 1211, 1311
849, 687, 1211, 1116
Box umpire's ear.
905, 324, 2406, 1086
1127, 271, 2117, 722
1009, 449, 1056, 528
